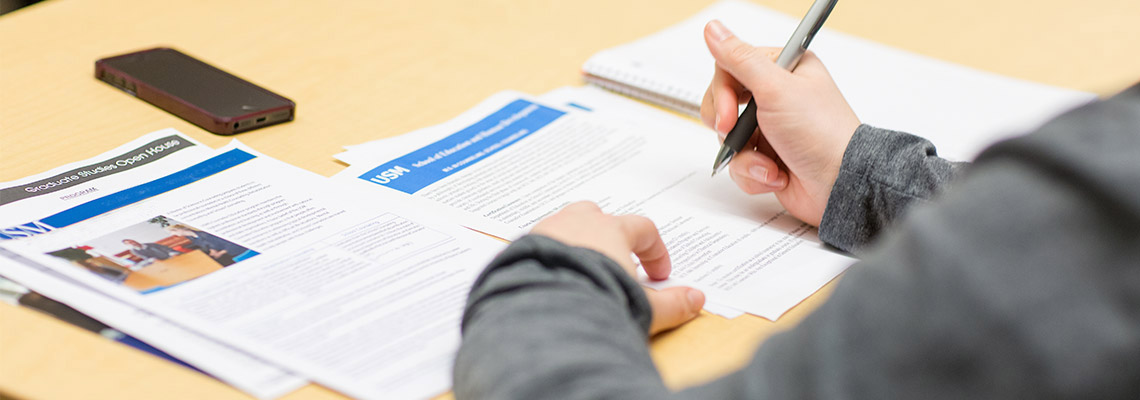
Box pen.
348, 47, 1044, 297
711, 0, 839, 176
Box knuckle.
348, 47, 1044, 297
616, 215, 655, 240
624, 214, 654, 229
726, 44, 757, 65
701, 95, 716, 127
636, 215, 658, 231
764, 48, 781, 61
566, 201, 601, 212
731, 175, 764, 195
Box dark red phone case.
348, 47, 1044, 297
95, 47, 295, 135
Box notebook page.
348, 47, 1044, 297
583, 0, 1095, 160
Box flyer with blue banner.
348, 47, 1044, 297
335, 88, 857, 323
358, 99, 565, 194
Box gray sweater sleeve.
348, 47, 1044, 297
454, 85, 1140, 399
454, 235, 669, 400
818, 124, 968, 253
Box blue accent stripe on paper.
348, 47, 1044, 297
566, 102, 592, 111
357, 99, 565, 194
23, 149, 255, 235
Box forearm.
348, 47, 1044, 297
689, 88, 1140, 398
819, 124, 967, 252
455, 235, 670, 400
455, 87, 1140, 400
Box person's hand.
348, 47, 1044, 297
700, 20, 860, 226
530, 202, 705, 335
209, 249, 225, 258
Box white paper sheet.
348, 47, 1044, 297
0, 130, 507, 399
0, 249, 307, 399
0, 130, 306, 399
582, 0, 1096, 160
335, 92, 854, 321
336, 87, 752, 321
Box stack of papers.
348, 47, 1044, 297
0, 131, 505, 399
3, 2, 1101, 399
334, 64, 1098, 321
334, 87, 856, 321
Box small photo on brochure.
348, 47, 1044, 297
44, 216, 259, 294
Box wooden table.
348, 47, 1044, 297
1, 0, 1137, 398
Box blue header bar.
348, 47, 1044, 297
0, 149, 256, 240
357, 99, 565, 194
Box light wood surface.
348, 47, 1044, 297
1, 0, 1137, 399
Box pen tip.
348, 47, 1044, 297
711, 156, 731, 177
711, 145, 734, 177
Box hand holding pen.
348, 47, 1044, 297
710, 0, 839, 176
700, 18, 859, 226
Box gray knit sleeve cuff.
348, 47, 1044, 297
462, 234, 654, 335
818, 124, 966, 253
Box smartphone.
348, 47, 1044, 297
95, 47, 295, 135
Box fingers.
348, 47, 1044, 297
531, 202, 699, 335
704, 20, 788, 96
646, 287, 705, 335
616, 215, 671, 280
701, 85, 716, 130
564, 200, 602, 213
727, 150, 788, 194
712, 69, 747, 136
534, 202, 672, 279
702, 68, 748, 138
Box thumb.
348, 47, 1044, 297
704, 20, 787, 95
646, 287, 705, 335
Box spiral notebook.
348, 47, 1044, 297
581, 1, 798, 117
581, 0, 1095, 160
